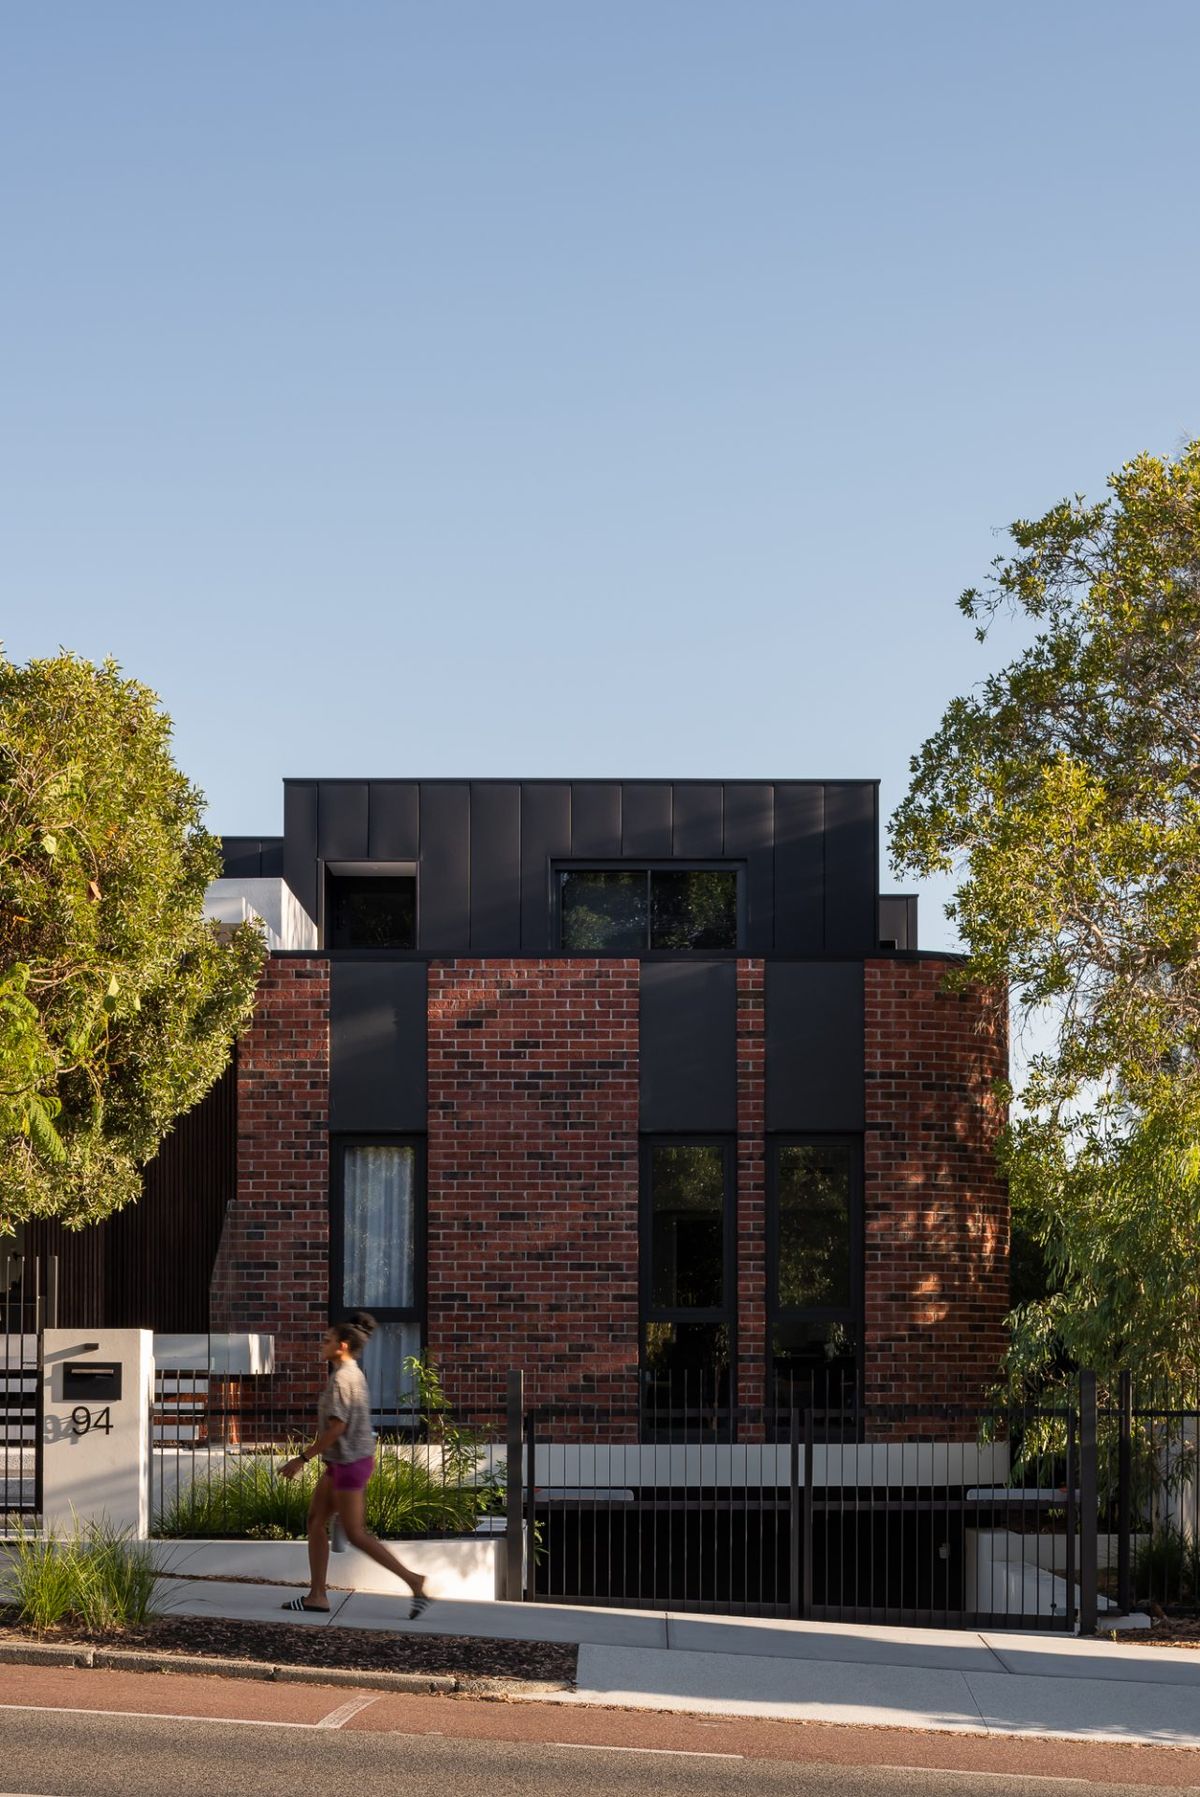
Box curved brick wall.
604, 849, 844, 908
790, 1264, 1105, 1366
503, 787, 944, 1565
864, 959, 1009, 1414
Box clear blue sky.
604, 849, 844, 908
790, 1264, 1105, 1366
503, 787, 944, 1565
3, 4, 1197, 950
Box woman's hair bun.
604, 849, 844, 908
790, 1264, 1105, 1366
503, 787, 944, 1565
338, 1310, 376, 1353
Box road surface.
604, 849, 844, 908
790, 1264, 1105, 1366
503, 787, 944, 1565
0, 1665, 1197, 1796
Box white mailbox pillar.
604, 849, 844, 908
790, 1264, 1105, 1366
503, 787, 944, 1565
42, 1330, 153, 1538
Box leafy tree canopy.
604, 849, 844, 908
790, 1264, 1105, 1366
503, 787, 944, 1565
0, 650, 265, 1229
890, 442, 1200, 1392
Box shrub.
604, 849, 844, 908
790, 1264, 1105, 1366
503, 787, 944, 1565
2, 1519, 159, 1633
155, 1447, 500, 1540
155, 1448, 317, 1540
1134, 1524, 1200, 1607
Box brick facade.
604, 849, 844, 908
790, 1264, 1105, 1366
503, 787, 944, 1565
425, 959, 641, 1420
210, 956, 330, 1415
863, 959, 1009, 1415
204, 950, 1009, 1432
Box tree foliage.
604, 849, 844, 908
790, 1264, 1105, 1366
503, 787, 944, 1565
890, 443, 1200, 1392
0, 650, 266, 1228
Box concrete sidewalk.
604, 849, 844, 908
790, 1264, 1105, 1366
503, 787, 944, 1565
155, 1575, 1200, 1750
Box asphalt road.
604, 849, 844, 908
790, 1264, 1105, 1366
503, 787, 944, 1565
1, 1667, 1198, 1797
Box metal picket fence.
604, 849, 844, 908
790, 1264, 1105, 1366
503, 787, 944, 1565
0, 1256, 51, 1534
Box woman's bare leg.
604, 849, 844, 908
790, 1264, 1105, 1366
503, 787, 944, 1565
332, 1487, 425, 1596
304, 1470, 336, 1606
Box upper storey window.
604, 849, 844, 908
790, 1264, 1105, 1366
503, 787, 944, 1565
558, 867, 739, 952
327, 875, 416, 950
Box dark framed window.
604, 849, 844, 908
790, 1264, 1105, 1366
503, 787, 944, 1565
331, 1137, 424, 1421
558, 866, 740, 953
768, 1138, 862, 1419
326, 874, 416, 950
640, 1139, 736, 1429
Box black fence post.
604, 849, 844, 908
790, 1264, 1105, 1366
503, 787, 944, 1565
1116, 1370, 1133, 1615
802, 1403, 814, 1619
1078, 1370, 1099, 1635
788, 1407, 800, 1619
525, 1405, 537, 1604
506, 1370, 525, 1604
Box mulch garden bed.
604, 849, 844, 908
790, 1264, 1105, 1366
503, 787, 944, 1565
1107, 1613, 1200, 1649
0, 1607, 577, 1689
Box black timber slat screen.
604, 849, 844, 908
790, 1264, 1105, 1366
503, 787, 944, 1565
25, 1065, 237, 1332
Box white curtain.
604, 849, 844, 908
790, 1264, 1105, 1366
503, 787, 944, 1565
343, 1145, 419, 1414
362, 1320, 421, 1416
343, 1145, 415, 1308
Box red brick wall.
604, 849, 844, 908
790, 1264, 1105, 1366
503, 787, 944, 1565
864, 959, 1009, 1416
735, 959, 767, 1421
209, 949, 1009, 1436
210, 956, 330, 1419
426, 959, 640, 1421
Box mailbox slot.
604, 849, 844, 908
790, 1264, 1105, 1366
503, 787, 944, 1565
62, 1362, 122, 1402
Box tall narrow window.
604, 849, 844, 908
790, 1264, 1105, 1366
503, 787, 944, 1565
770, 1139, 861, 1415
641, 1140, 734, 1428
335, 1141, 422, 1416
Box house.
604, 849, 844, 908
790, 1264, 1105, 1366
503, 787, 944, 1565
30, 778, 1009, 1429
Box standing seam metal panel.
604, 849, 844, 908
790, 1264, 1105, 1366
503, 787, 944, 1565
470, 783, 522, 952
723, 783, 775, 955
417, 783, 471, 951
520, 782, 571, 951
773, 785, 825, 954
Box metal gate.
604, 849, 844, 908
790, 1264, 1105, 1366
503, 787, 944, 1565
1, 1256, 52, 1533
513, 1373, 1102, 1633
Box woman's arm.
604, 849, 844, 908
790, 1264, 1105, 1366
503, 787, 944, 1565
280, 1417, 346, 1480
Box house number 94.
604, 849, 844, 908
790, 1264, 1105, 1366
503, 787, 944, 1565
70, 1405, 113, 1436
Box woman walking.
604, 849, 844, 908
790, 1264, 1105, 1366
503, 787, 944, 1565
280, 1311, 431, 1619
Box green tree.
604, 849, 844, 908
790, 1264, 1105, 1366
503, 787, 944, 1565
0, 650, 265, 1228
890, 442, 1200, 1394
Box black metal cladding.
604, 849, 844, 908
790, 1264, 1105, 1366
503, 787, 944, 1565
240, 780, 882, 957
640, 962, 738, 1132
765, 963, 866, 1132
329, 962, 428, 1132
218, 837, 284, 878
879, 893, 918, 951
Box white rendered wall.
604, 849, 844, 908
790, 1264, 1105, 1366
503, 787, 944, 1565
202, 878, 317, 951
42, 1329, 154, 1538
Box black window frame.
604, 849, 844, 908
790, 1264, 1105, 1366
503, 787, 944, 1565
322, 861, 420, 953
639, 1135, 738, 1425
329, 1133, 426, 1425
554, 861, 745, 955
767, 1134, 863, 1415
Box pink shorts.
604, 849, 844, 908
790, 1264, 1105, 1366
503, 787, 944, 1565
327, 1455, 374, 1493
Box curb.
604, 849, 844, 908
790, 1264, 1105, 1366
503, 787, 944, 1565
0, 1640, 457, 1693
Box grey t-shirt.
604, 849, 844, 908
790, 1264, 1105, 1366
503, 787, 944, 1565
317, 1359, 375, 1464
